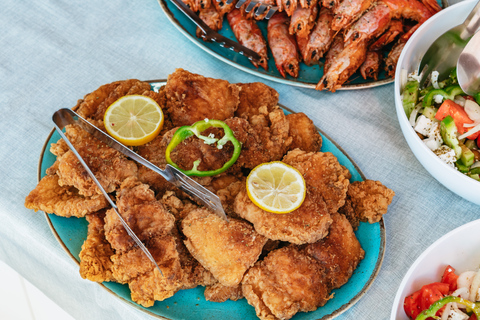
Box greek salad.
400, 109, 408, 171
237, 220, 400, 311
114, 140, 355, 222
404, 265, 480, 320
402, 69, 480, 180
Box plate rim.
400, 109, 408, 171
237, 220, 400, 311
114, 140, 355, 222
157, 0, 394, 90
38, 80, 386, 319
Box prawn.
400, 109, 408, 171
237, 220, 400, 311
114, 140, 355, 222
370, 18, 403, 50
360, 50, 381, 80
212, 0, 235, 16
240, 0, 277, 20
268, 12, 300, 77
303, 7, 336, 65
227, 9, 269, 70
276, 0, 298, 16
384, 39, 406, 77
197, 7, 224, 38
321, 0, 341, 10
289, 5, 319, 38
299, 0, 318, 8
324, 34, 344, 74
332, 0, 374, 31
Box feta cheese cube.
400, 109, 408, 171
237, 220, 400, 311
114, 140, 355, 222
414, 115, 435, 136
445, 307, 469, 320
423, 135, 442, 150
433, 145, 457, 167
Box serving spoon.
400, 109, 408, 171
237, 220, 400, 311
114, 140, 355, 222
457, 30, 480, 95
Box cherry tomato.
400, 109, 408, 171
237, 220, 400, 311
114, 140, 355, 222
441, 265, 459, 292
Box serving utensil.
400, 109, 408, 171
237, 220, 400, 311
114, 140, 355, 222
169, 0, 262, 63
52, 108, 228, 222
418, 0, 480, 87
52, 110, 164, 276
457, 30, 480, 95
224, 0, 278, 19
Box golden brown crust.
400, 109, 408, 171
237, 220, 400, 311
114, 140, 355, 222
204, 282, 244, 302
182, 208, 267, 286
234, 188, 332, 245
286, 113, 322, 153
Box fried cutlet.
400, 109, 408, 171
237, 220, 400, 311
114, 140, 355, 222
234, 187, 332, 245
286, 113, 322, 153
283, 149, 351, 214
24, 174, 108, 217
182, 208, 267, 286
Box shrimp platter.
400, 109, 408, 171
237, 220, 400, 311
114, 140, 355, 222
182, 0, 442, 91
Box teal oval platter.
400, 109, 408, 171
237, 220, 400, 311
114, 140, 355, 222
157, 0, 394, 90
38, 80, 385, 319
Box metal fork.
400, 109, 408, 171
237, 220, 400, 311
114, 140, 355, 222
52, 108, 228, 222
227, 0, 278, 19
169, 0, 263, 63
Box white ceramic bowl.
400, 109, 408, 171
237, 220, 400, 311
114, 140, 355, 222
390, 218, 480, 320
394, 0, 480, 205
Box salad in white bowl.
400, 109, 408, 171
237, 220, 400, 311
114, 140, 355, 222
402, 68, 480, 181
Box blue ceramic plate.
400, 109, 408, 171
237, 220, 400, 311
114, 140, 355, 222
157, 0, 394, 90
38, 81, 385, 319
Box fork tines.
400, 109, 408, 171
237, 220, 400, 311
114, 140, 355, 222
222, 0, 278, 19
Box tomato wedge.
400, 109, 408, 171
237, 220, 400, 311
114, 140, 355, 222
441, 265, 459, 292
404, 282, 450, 319
435, 99, 479, 139
404, 290, 422, 320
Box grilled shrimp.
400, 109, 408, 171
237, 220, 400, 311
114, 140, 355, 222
384, 39, 406, 76
317, 37, 368, 91
299, 0, 318, 8
296, 34, 310, 64
324, 34, 344, 73
212, 0, 235, 15
227, 9, 269, 70
289, 5, 319, 38
321, 0, 341, 10
370, 19, 403, 50
276, 0, 298, 16
303, 7, 336, 65
421, 0, 442, 14
268, 12, 300, 77
360, 50, 381, 80
194, 0, 212, 11
196, 7, 224, 39
332, 0, 374, 31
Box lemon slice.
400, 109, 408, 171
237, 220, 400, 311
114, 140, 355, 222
246, 161, 306, 214
104, 95, 164, 146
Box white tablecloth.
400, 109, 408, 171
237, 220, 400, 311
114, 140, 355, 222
1, 0, 477, 319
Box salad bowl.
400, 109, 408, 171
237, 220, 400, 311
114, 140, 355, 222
390, 218, 480, 319
394, 0, 480, 205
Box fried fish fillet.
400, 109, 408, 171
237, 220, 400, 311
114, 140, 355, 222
204, 282, 244, 302
234, 82, 279, 121
24, 174, 108, 217
283, 149, 351, 214
164, 68, 240, 127
234, 188, 332, 244
113, 235, 184, 307
182, 208, 267, 286
286, 113, 322, 153
52, 124, 138, 197
104, 177, 175, 253
339, 179, 395, 229
242, 245, 331, 320
79, 210, 115, 282
242, 213, 365, 320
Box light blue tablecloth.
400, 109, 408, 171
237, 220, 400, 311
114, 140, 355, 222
1, 0, 478, 319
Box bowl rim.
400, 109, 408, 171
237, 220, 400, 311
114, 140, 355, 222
389, 218, 480, 320
394, 0, 480, 204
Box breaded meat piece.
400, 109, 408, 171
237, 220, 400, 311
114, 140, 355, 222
234, 82, 279, 121
340, 180, 395, 227
75, 79, 152, 122
283, 149, 351, 214
79, 210, 115, 282
303, 212, 365, 290
104, 177, 175, 253
182, 208, 267, 286
204, 283, 244, 302
286, 113, 322, 153
52, 124, 138, 197
241, 213, 365, 320
160, 190, 200, 222
234, 188, 332, 244
24, 174, 108, 217
242, 245, 331, 320
164, 68, 240, 127
113, 235, 184, 307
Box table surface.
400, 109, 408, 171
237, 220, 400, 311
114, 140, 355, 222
1, 1, 477, 319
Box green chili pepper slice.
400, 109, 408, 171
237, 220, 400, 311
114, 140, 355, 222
165, 119, 242, 177
423, 85, 465, 108
415, 296, 480, 320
